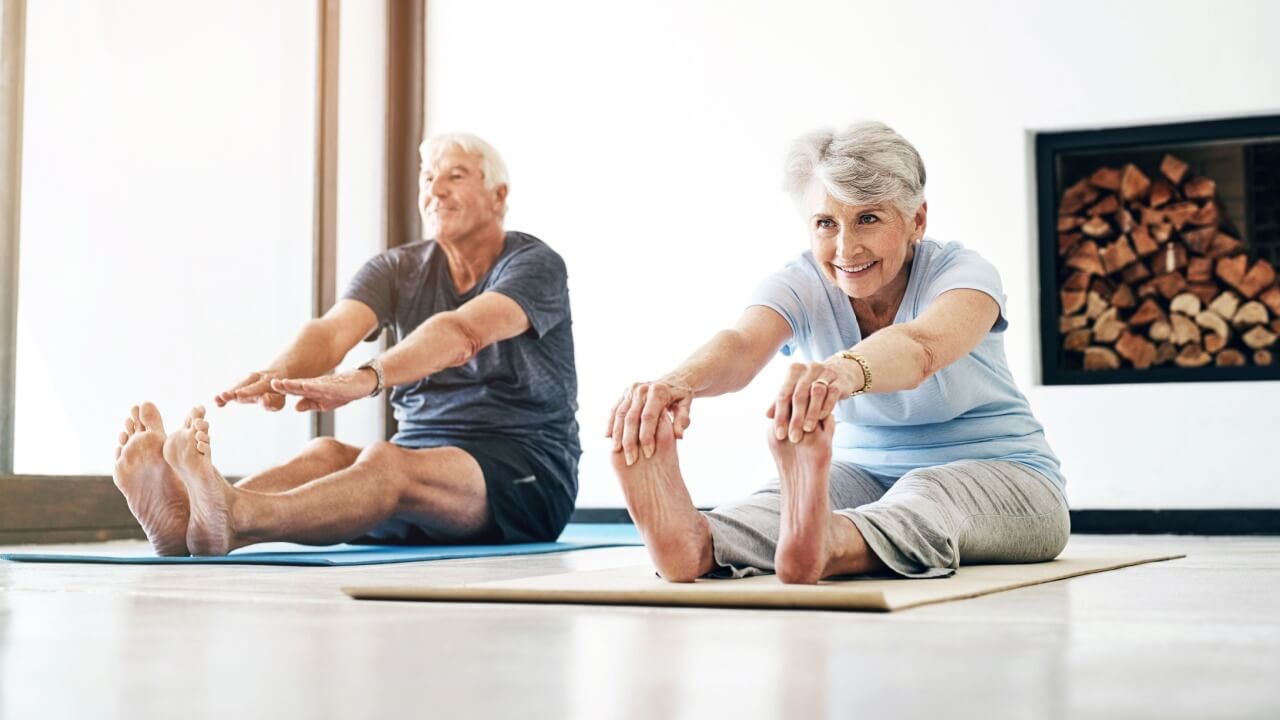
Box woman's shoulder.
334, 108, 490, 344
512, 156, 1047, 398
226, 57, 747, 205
916, 237, 999, 278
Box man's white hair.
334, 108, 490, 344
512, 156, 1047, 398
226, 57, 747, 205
784, 121, 926, 219
420, 132, 510, 214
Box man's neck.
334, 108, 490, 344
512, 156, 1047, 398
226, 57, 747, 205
437, 223, 506, 294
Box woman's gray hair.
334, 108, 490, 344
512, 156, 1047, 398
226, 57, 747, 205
784, 121, 926, 219
420, 132, 510, 215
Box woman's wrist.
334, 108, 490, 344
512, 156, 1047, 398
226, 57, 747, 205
658, 372, 698, 397
824, 354, 867, 394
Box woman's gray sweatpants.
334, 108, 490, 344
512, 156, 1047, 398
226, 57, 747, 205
703, 459, 1070, 579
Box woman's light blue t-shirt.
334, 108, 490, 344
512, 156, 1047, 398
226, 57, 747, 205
749, 237, 1065, 492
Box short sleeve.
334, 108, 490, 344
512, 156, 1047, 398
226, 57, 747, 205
487, 243, 569, 338
747, 256, 813, 356
921, 245, 1010, 333
342, 251, 396, 341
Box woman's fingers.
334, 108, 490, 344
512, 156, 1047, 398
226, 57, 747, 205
605, 395, 623, 438
621, 386, 645, 465
637, 386, 667, 459
672, 396, 693, 439
611, 389, 632, 452
802, 381, 829, 432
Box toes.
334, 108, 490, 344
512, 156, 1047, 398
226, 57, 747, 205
115, 446, 122, 460
139, 402, 166, 434
193, 418, 209, 433
195, 440, 210, 456
195, 430, 209, 444
125, 417, 137, 435
192, 405, 206, 419
118, 431, 128, 446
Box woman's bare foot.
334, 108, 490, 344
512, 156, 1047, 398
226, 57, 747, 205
612, 413, 714, 582
770, 415, 840, 584
163, 406, 239, 556
112, 403, 191, 556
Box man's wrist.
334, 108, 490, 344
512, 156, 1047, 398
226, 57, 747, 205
357, 358, 385, 398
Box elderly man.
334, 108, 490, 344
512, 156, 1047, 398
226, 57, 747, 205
112, 133, 580, 556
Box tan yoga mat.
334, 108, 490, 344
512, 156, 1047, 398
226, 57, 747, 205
344, 550, 1184, 612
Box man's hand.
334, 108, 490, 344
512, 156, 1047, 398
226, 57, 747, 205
270, 369, 378, 412
215, 371, 288, 411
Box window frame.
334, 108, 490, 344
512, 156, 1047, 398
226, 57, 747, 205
0, 0, 425, 544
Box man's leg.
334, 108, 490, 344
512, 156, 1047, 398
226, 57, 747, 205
233, 435, 362, 493
112, 402, 192, 556
163, 408, 490, 555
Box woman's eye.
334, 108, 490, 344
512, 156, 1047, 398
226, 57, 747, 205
816, 219, 836, 229
859, 214, 878, 224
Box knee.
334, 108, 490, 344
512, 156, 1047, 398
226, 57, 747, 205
354, 440, 402, 470
303, 436, 359, 465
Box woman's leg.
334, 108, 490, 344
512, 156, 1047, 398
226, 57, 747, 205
612, 413, 716, 582
837, 460, 1070, 578
701, 458, 889, 579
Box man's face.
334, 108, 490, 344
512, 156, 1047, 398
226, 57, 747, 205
418, 146, 506, 243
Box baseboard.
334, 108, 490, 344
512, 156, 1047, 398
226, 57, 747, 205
571, 508, 1280, 535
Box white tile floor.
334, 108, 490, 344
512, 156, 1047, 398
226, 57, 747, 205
1, 534, 1277, 720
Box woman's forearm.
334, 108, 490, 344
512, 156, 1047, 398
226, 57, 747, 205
662, 329, 770, 399
832, 324, 934, 394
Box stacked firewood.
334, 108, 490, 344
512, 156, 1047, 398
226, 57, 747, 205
1057, 153, 1280, 371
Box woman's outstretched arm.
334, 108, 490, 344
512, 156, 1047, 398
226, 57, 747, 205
608, 306, 792, 465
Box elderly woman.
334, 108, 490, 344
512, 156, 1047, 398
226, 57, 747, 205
608, 122, 1067, 584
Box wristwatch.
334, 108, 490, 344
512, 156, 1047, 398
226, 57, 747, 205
836, 350, 872, 398
357, 358, 385, 398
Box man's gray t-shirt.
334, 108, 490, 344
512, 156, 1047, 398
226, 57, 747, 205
342, 231, 580, 462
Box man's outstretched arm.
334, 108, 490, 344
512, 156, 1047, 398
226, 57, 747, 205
270, 291, 531, 412
215, 300, 380, 411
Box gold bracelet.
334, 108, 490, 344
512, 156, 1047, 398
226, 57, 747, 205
837, 350, 872, 398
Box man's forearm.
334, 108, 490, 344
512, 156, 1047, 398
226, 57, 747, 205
374, 312, 478, 388
267, 319, 349, 378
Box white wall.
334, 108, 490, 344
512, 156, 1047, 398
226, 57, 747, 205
425, 0, 1280, 509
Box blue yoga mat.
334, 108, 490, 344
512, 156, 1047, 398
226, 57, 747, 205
0, 523, 643, 567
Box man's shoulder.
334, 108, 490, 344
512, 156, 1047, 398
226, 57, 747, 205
497, 231, 567, 272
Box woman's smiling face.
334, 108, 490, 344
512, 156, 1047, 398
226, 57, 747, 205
804, 182, 926, 302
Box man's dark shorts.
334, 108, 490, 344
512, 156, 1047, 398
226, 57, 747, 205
356, 436, 577, 545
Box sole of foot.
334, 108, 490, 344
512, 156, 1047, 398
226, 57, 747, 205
612, 413, 712, 582
112, 402, 191, 556
163, 406, 236, 556
771, 415, 836, 584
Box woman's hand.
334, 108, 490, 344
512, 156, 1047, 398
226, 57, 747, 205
767, 360, 858, 442
215, 371, 287, 411
270, 369, 377, 413
607, 379, 695, 466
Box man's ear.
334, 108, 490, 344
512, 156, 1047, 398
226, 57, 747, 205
494, 184, 508, 212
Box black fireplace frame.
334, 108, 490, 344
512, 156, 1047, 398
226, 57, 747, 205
1035, 113, 1280, 386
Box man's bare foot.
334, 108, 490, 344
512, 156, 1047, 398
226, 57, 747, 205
163, 406, 239, 556
112, 403, 191, 556
770, 415, 839, 584
612, 413, 713, 582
